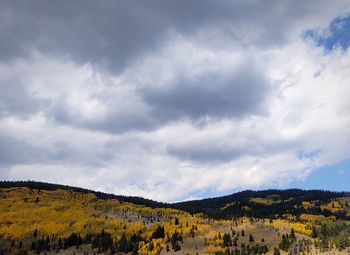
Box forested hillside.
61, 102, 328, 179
0, 181, 349, 255
1, 182, 349, 220
0, 181, 165, 208
174, 189, 350, 219
0, 186, 211, 254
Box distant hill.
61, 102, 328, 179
1, 181, 349, 220
0, 180, 166, 208
173, 189, 350, 219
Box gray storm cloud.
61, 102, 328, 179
1, 0, 350, 201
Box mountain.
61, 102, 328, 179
0, 181, 349, 255
174, 189, 350, 219
1, 181, 349, 220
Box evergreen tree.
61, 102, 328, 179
311, 226, 317, 238
171, 232, 182, 252
132, 242, 139, 255
223, 233, 232, 247
152, 225, 165, 239
274, 247, 280, 255
33, 229, 38, 239
117, 233, 128, 252
233, 247, 240, 255
290, 228, 296, 239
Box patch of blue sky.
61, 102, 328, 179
304, 13, 350, 52
287, 159, 350, 192
200, 158, 350, 199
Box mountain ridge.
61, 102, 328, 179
1, 180, 349, 220
2, 180, 349, 204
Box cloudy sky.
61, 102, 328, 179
1, 1, 350, 202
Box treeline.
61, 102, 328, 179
29, 230, 138, 254
1, 181, 349, 220
174, 189, 350, 219
278, 225, 350, 255
312, 221, 350, 251
1, 226, 182, 255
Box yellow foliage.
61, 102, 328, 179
203, 244, 225, 254
300, 214, 325, 222
302, 201, 312, 209
0, 187, 215, 254
285, 214, 296, 221
320, 200, 344, 214
250, 196, 281, 205
290, 222, 312, 236
265, 218, 312, 236
265, 219, 289, 230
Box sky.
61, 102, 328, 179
1, 1, 350, 202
